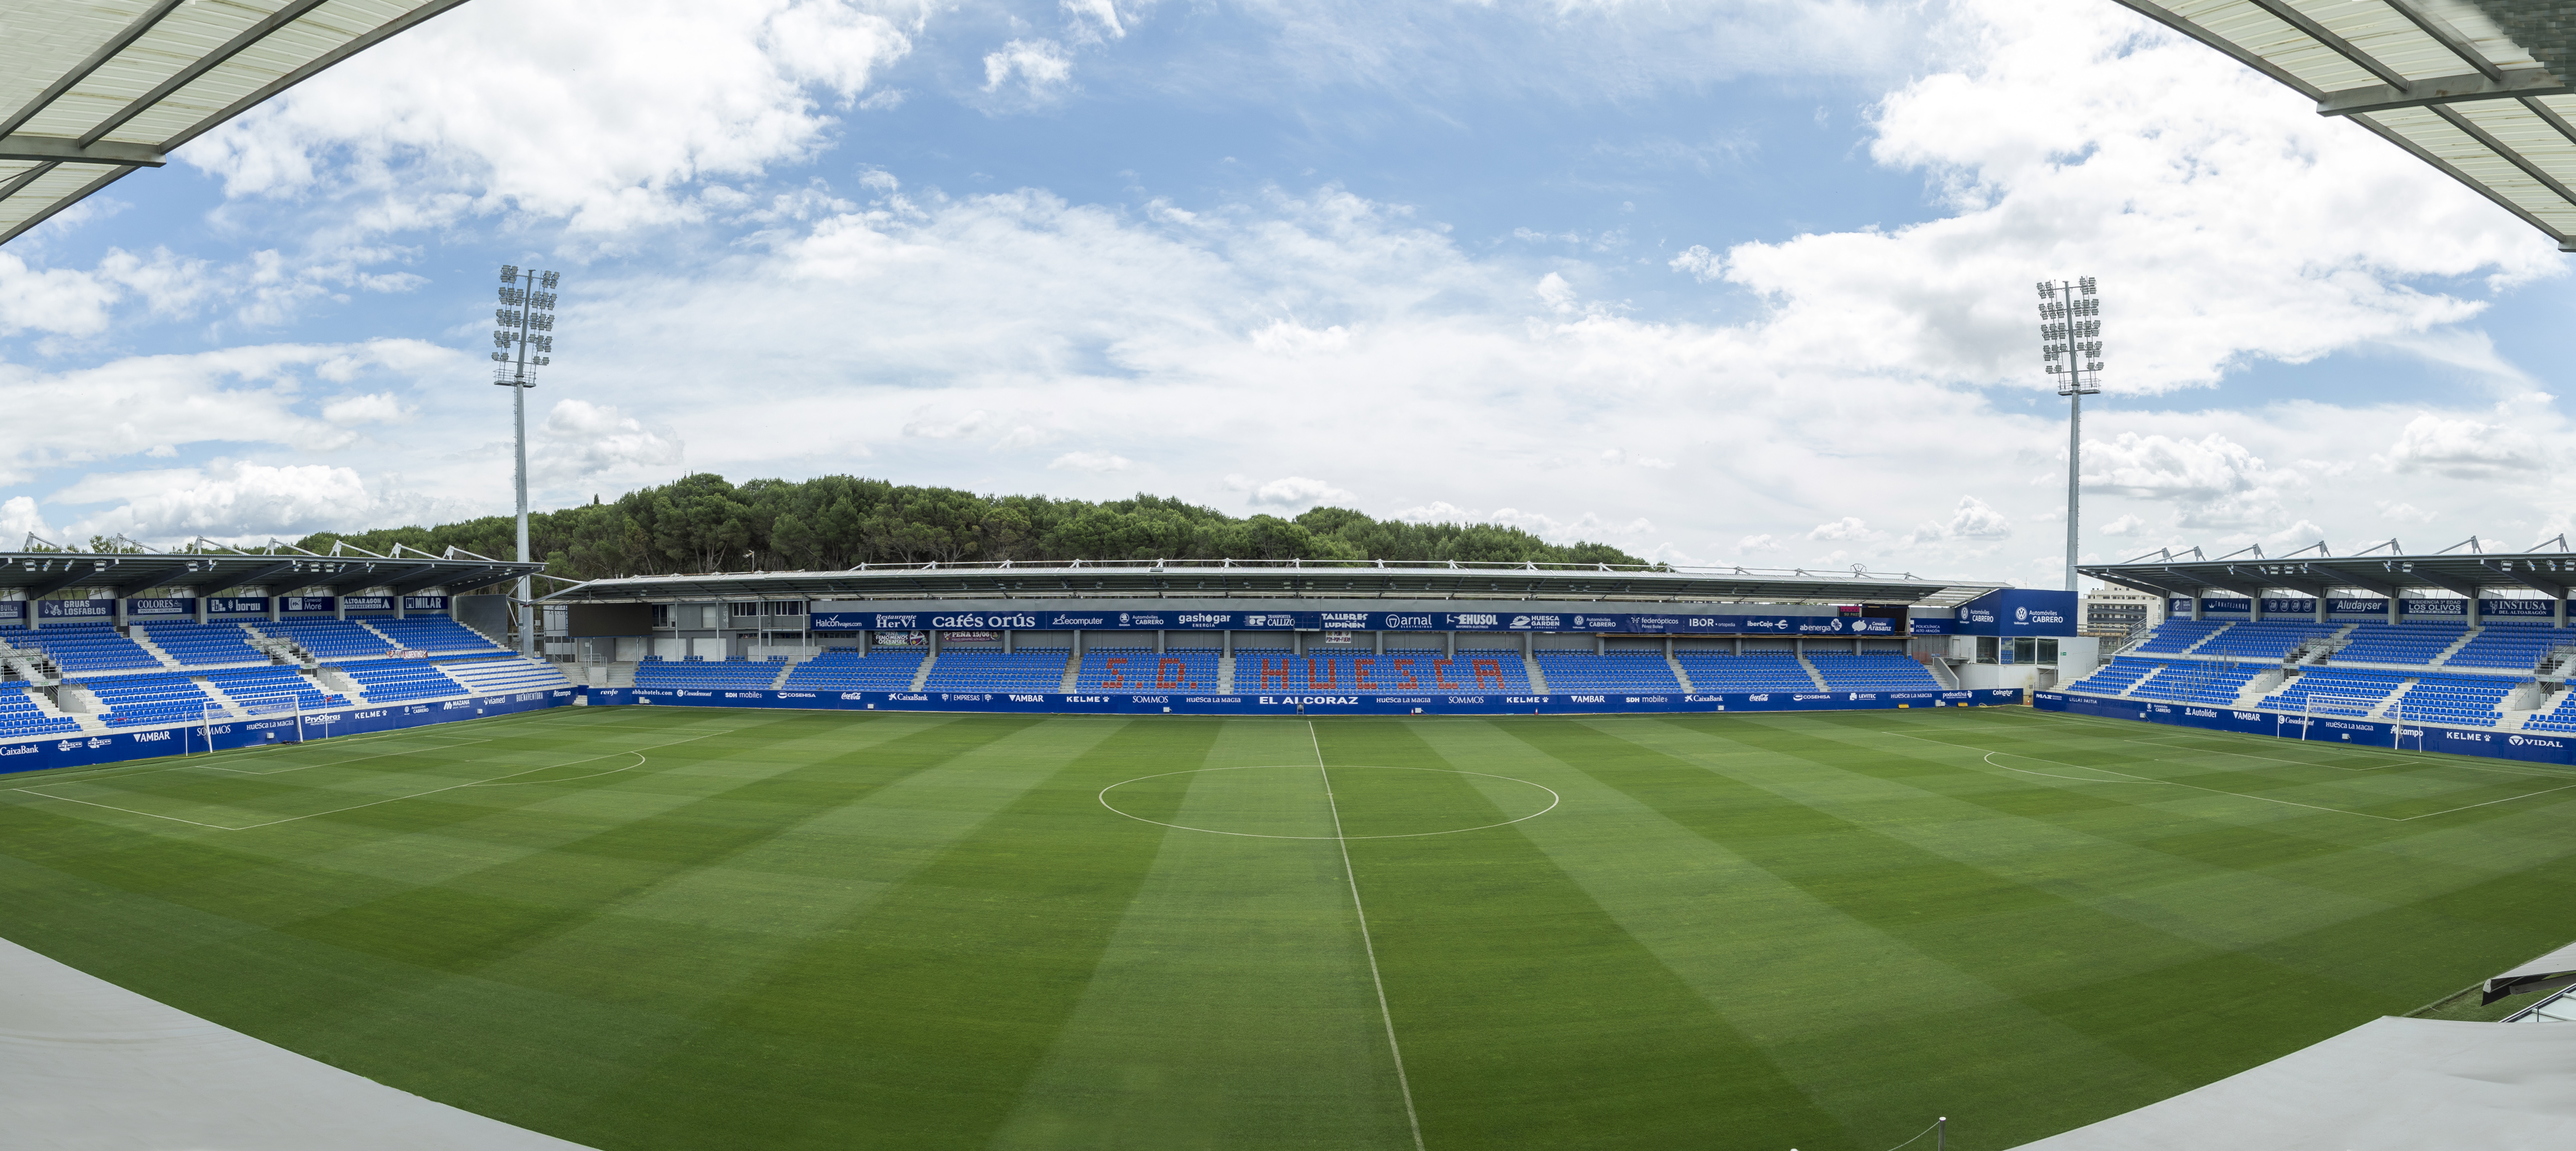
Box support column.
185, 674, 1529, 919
2470, 596, 2483, 628
2314, 596, 2328, 625
334, 595, 345, 621
2189, 596, 2203, 622
114, 596, 127, 629
1372, 630, 1383, 655
1222, 629, 1233, 657
1003, 628, 1014, 654
1595, 634, 1606, 657
195, 595, 209, 625
1444, 630, 1455, 658
2558, 598, 2569, 629
1155, 629, 1166, 654
931, 629, 942, 656
2249, 595, 2264, 623
268, 593, 280, 624
2388, 597, 2401, 626
1664, 636, 1674, 661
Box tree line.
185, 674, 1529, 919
291, 474, 1655, 580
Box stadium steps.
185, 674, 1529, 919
120, 633, 192, 674
1920, 656, 1962, 689
313, 668, 364, 700
2177, 623, 2236, 655
907, 656, 936, 692
1059, 654, 1082, 692
23, 686, 104, 732
1666, 655, 1693, 693
2427, 628, 2487, 668
1526, 654, 1551, 693
1794, 653, 1829, 690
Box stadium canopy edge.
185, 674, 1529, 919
2113, 0, 2576, 250
0, 546, 541, 599
0, 0, 474, 247
540, 561, 2008, 607
2078, 546, 2576, 602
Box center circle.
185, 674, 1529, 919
1098, 764, 1560, 840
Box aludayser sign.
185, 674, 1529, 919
0, 688, 577, 778
591, 686, 2021, 717
808, 608, 1899, 635
2036, 691, 2576, 768
2166, 597, 2562, 618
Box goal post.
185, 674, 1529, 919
199, 692, 305, 753
2289, 693, 2382, 742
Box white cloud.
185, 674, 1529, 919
1244, 476, 1352, 508
1737, 533, 1783, 554
1048, 450, 1132, 473
0, 496, 50, 542
1062, 0, 1126, 42
2383, 413, 2542, 478
1668, 245, 1721, 282
71, 462, 451, 543
1941, 496, 2012, 541
321, 392, 412, 426
1808, 516, 1872, 542
983, 39, 1075, 98
533, 400, 686, 484
2098, 513, 2146, 537
186, 0, 924, 236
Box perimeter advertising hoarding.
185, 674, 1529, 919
403, 596, 449, 611
2035, 692, 2576, 768
36, 598, 114, 620
208, 597, 269, 614
281, 596, 335, 613
1949, 590, 2077, 637
125, 598, 195, 617
0, 688, 578, 778
2166, 597, 2558, 618
806, 609, 1896, 635
588, 687, 2020, 717
342, 596, 394, 611
0, 602, 25, 622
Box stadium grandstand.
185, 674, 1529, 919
2066, 545, 2576, 733
0, 541, 562, 733
530, 560, 2032, 707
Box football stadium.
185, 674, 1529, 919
10, 2, 2576, 1150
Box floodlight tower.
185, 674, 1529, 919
493, 264, 560, 657
2037, 277, 2103, 593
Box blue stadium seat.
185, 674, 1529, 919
778, 649, 924, 691
1534, 652, 1683, 693
1075, 648, 1217, 691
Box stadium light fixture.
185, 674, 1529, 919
2037, 276, 2103, 593
493, 263, 562, 657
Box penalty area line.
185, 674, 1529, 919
1309, 720, 1426, 1151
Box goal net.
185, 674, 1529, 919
2290, 693, 2381, 742
199, 692, 304, 753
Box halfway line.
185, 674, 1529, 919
1310, 720, 1426, 1151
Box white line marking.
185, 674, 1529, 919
194, 738, 493, 776
1311, 720, 1425, 1151
1097, 764, 1558, 840
1884, 730, 2576, 822
9, 729, 735, 832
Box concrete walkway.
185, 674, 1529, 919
0, 937, 591, 1150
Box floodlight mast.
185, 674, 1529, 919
493, 264, 561, 657
2037, 277, 2103, 593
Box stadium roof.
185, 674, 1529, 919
540, 560, 2008, 608
0, 543, 540, 597
1, 0, 468, 246
2115, 1, 2576, 249
2010, 1016, 2576, 1150
2079, 543, 2576, 600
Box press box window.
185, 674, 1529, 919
2010, 638, 2058, 665
1976, 637, 1999, 664
730, 602, 762, 619
651, 605, 670, 627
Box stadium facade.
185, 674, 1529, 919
0, 557, 2080, 775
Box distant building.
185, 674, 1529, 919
2083, 588, 2159, 636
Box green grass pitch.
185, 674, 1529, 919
4, 704, 2575, 1149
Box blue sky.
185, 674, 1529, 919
2, 0, 2570, 585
